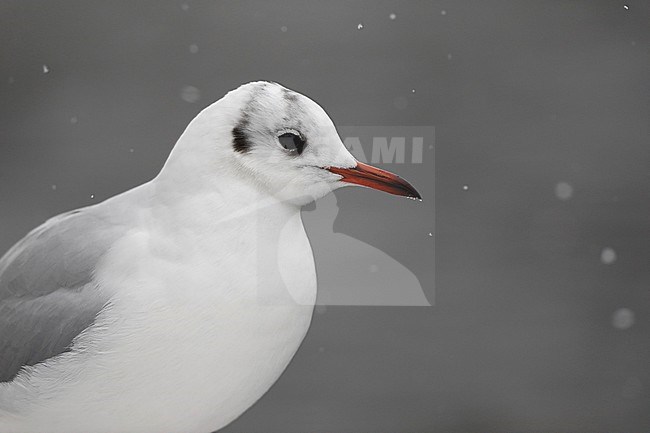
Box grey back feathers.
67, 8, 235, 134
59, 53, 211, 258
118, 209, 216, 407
0, 209, 123, 382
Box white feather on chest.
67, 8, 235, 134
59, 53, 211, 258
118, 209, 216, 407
6, 201, 316, 433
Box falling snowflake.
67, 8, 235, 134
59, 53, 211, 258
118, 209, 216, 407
189, 44, 199, 54
389, 13, 396, 20
180, 86, 201, 103
90, 194, 95, 199
357, 23, 364, 30
600, 247, 617, 265
42, 65, 50, 74
70, 116, 78, 124
462, 185, 469, 191
555, 181, 573, 201
441, 10, 447, 15
280, 26, 287, 32
612, 308, 634, 330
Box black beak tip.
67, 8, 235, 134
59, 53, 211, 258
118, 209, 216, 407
402, 182, 422, 201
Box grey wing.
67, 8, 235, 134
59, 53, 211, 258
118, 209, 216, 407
0, 209, 124, 382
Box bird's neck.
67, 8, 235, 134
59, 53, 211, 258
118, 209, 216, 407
151, 166, 301, 239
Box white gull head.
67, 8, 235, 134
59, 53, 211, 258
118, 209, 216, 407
156, 81, 420, 206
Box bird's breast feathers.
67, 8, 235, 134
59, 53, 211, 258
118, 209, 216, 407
2, 212, 317, 433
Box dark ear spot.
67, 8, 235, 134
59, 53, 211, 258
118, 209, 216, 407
232, 125, 251, 153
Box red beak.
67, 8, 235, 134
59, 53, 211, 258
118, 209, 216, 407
327, 161, 422, 200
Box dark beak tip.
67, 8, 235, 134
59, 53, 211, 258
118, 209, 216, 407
404, 185, 423, 201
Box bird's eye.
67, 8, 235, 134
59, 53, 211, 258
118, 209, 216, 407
278, 132, 306, 155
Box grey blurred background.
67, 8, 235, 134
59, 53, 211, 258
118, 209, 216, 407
1, 1, 649, 432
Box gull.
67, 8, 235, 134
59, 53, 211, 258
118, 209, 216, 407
0, 81, 420, 433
